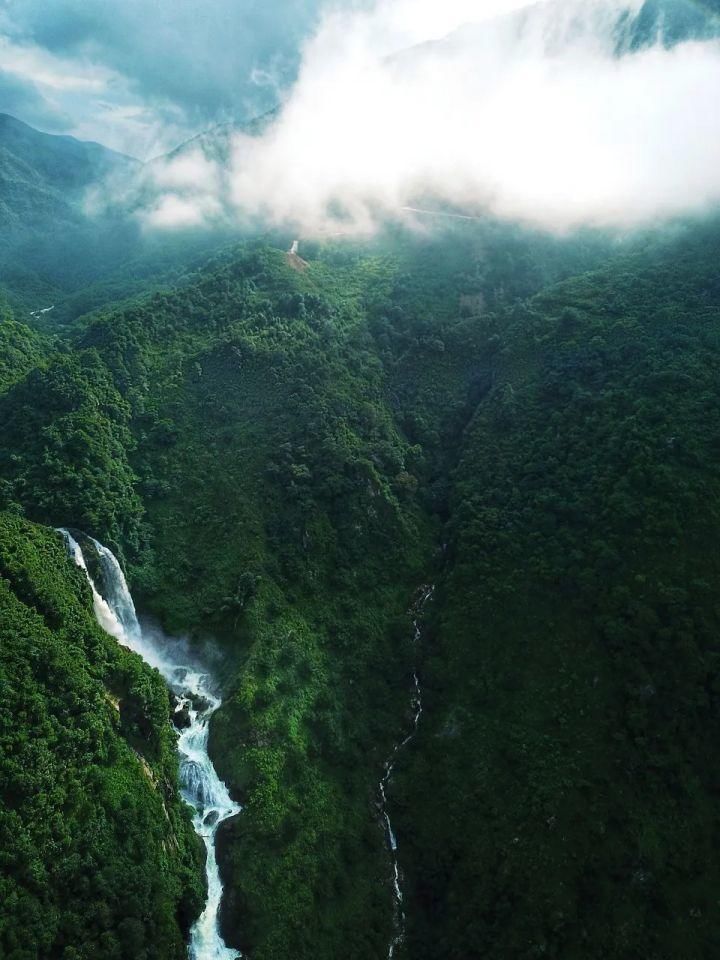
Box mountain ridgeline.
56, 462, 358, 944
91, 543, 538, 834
0, 112, 241, 326
1, 108, 720, 958
2, 0, 719, 322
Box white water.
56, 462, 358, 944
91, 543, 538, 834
29, 304, 55, 318
60, 529, 242, 960
380, 586, 434, 960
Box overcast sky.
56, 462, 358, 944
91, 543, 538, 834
0, 0, 325, 157
1, 0, 719, 163
0, 0, 577, 156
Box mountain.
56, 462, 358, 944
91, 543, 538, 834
1, 212, 720, 959
1, 3, 720, 955
0, 114, 141, 312
0, 112, 138, 235
0, 113, 137, 199
0, 514, 204, 959
395, 217, 720, 960
0, 222, 612, 959
0, 114, 242, 327
161, 109, 277, 167
618, 0, 720, 48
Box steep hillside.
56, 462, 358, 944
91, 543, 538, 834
0, 114, 234, 325
0, 113, 136, 197
0, 112, 136, 244
0, 514, 204, 960
2, 216, 720, 959
0, 293, 48, 392
75, 244, 434, 959
1, 223, 555, 958
0, 240, 436, 958
394, 218, 720, 960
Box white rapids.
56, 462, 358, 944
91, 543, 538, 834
380, 586, 434, 960
60, 529, 242, 960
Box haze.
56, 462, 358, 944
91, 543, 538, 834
3, 0, 720, 232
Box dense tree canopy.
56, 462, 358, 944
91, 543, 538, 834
0, 515, 204, 960
1, 214, 720, 959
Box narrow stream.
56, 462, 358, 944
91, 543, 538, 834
380, 586, 434, 959
60, 529, 242, 960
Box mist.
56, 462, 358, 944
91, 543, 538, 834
134, 0, 720, 236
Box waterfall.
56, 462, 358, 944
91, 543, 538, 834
380, 586, 434, 960
60, 529, 242, 960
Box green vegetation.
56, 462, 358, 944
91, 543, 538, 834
0, 352, 143, 551
2, 196, 720, 960
0, 514, 204, 960
71, 243, 435, 959
0, 294, 47, 392
393, 218, 720, 960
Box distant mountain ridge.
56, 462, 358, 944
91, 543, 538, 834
0, 113, 139, 232
159, 108, 278, 166
0, 113, 138, 193
1, 0, 719, 316
0, 113, 236, 319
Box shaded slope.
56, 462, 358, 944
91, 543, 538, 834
394, 218, 720, 960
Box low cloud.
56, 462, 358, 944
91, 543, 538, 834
142, 150, 225, 228
137, 0, 720, 235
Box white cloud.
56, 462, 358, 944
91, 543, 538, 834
144, 192, 223, 229
0, 36, 111, 92
0, 31, 191, 156
136, 149, 226, 228
136, 0, 720, 235
150, 150, 222, 192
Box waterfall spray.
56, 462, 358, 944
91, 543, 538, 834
60, 529, 242, 960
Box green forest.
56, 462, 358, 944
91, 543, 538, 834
1, 202, 720, 960
0, 515, 204, 960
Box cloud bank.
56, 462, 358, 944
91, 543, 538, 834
138, 0, 720, 234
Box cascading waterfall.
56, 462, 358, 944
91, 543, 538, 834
60, 529, 241, 960
380, 586, 434, 960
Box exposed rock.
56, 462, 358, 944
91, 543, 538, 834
173, 705, 192, 730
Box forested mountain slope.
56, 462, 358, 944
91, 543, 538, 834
0, 222, 607, 958
0, 515, 204, 960
394, 218, 720, 959
0, 113, 241, 325
0, 114, 142, 308
1, 242, 441, 959
0, 214, 719, 958
0, 112, 136, 230
0, 113, 135, 188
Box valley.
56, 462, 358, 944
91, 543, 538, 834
2, 2, 720, 952
2, 208, 720, 959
